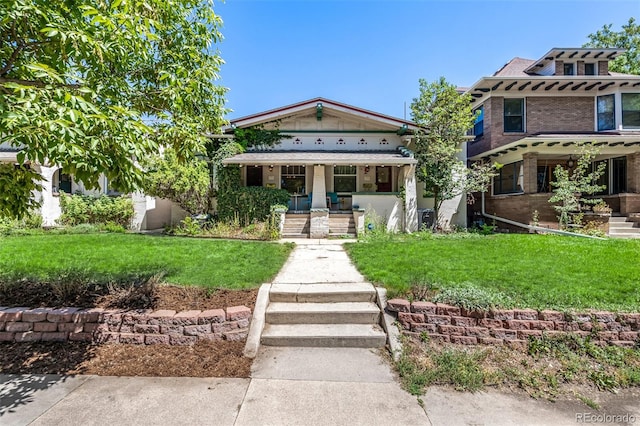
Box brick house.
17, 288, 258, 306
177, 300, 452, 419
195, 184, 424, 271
465, 48, 640, 231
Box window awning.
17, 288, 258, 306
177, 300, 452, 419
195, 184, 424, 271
222, 151, 417, 166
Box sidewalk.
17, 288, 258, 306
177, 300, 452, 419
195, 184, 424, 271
2, 240, 639, 425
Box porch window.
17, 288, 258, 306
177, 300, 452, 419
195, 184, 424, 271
612, 156, 627, 194
622, 93, 640, 129
597, 94, 615, 131
592, 159, 609, 196
281, 165, 305, 194
503, 98, 524, 133
493, 161, 523, 195
333, 165, 357, 193
473, 106, 484, 138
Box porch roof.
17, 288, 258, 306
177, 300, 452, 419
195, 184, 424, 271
222, 150, 417, 166
469, 132, 640, 161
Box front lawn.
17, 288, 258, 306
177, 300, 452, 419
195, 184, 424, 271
346, 233, 640, 312
0, 234, 293, 289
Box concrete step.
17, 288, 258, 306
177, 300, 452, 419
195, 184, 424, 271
609, 223, 638, 229
270, 283, 377, 303
261, 324, 387, 348
609, 234, 640, 239
608, 228, 640, 234
266, 302, 381, 324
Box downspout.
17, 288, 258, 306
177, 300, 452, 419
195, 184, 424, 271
481, 191, 603, 240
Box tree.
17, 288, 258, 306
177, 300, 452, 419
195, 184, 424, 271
142, 148, 211, 216
584, 17, 639, 75
549, 143, 606, 230
0, 0, 227, 218
410, 77, 495, 228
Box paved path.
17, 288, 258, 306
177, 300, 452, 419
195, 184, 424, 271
2, 240, 640, 425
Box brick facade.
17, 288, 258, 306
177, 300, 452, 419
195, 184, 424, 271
468, 96, 594, 158
0, 305, 251, 345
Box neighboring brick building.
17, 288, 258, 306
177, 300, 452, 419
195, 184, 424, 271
465, 48, 640, 229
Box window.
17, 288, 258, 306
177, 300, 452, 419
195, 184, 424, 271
563, 63, 574, 75
493, 161, 523, 195
281, 166, 305, 194
585, 63, 595, 75
592, 160, 609, 196
622, 93, 640, 129
537, 165, 553, 193
612, 156, 627, 194
597, 94, 615, 131
333, 165, 357, 193
503, 98, 524, 133
473, 106, 484, 137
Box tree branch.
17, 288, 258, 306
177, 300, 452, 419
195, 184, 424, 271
0, 77, 80, 89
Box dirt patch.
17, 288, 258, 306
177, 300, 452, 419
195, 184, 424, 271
0, 285, 257, 377
0, 341, 251, 378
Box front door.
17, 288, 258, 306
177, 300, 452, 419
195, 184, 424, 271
376, 166, 392, 192
246, 166, 263, 187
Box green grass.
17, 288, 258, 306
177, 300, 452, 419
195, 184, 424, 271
0, 234, 293, 289
346, 233, 640, 311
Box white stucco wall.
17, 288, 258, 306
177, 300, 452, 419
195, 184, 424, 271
352, 194, 403, 232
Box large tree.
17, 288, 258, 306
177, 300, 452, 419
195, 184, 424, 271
410, 77, 495, 228
584, 17, 639, 75
0, 0, 227, 218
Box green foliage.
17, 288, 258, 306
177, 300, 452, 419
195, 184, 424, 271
58, 193, 134, 228
0, 164, 43, 219
410, 77, 495, 228
232, 126, 292, 150
584, 17, 639, 75
142, 148, 211, 215
549, 143, 606, 229
0, 0, 227, 216
0, 212, 43, 235
433, 284, 514, 311
217, 186, 290, 226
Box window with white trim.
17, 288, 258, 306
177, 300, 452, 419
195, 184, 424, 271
622, 93, 640, 129
333, 165, 357, 193
281, 166, 305, 194
597, 94, 615, 131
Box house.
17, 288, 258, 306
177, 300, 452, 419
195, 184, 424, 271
0, 142, 177, 230
221, 98, 469, 237
465, 48, 640, 232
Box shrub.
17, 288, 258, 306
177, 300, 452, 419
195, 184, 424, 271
217, 186, 290, 226
59, 193, 134, 228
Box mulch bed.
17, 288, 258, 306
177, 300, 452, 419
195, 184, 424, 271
0, 284, 258, 377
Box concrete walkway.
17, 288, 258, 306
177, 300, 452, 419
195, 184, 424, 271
2, 240, 639, 425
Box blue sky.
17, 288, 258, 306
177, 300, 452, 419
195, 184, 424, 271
215, 0, 638, 121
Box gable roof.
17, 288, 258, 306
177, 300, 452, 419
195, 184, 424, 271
225, 97, 418, 133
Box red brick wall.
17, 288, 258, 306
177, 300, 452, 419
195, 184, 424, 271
0, 306, 251, 345
387, 299, 640, 348
469, 96, 595, 158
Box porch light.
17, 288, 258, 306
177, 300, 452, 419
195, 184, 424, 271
269, 165, 274, 172
567, 155, 575, 168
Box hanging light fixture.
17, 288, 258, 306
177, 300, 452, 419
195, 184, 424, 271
567, 155, 575, 168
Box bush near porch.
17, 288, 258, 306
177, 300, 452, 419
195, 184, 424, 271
345, 233, 640, 312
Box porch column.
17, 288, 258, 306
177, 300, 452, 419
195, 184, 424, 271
522, 152, 538, 194
311, 165, 327, 208
37, 165, 61, 227
627, 152, 640, 193
404, 164, 418, 232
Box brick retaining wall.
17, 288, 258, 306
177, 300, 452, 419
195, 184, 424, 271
0, 305, 251, 345
386, 299, 640, 349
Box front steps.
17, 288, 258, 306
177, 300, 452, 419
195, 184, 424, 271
282, 214, 310, 238
608, 215, 640, 239
329, 214, 356, 237
261, 283, 387, 348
